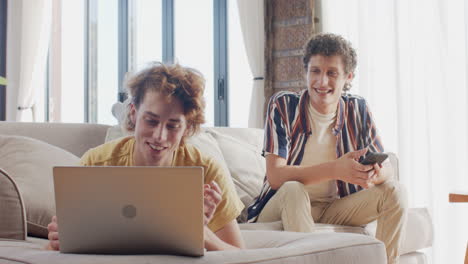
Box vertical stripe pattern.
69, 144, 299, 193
248, 90, 384, 221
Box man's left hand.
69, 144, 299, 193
203, 181, 222, 226
368, 159, 392, 186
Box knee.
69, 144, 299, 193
377, 181, 408, 211
276, 181, 310, 204
278, 181, 305, 193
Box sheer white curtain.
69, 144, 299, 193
14, 0, 52, 121
321, 0, 468, 263
237, 0, 265, 128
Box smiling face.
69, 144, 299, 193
130, 90, 188, 166
306, 54, 353, 114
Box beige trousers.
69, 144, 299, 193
257, 181, 408, 264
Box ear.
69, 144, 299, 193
129, 103, 137, 124
183, 123, 193, 137
178, 123, 192, 147
346, 72, 354, 83
304, 63, 311, 80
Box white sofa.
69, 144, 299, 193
0, 121, 433, 264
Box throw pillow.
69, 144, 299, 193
105, 125, 132, 142
0, 135, 80, 238
0, 168, 27, 240
111, 100, 130, 125
188, 130, 244, 222
206, 128, 266, 222
187, 130, 228, 170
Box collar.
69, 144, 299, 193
299, 90, 345, 136
298, 90, 312, 135
333, 97, 345, 135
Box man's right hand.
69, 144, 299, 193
46, 215, 60, 251
332, 148, 375, 188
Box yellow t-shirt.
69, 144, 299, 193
80, 136, 244, 232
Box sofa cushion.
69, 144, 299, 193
0, 231, 386, 264
0, 168, 27, 240
205, 128, 266, 222
242, 208, 433, 255
240, 221, 369, 235
0, 136, 80, 238
240, 221, 284, 231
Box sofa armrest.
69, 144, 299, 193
387, 152, 399, 181
0, 168, 27, 240
364, 207, 433, 255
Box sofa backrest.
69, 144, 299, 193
0, 121, 400, 239
0, 122, 111, 157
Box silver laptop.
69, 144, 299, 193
53, 166, 204, 256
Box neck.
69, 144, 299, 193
310, 100, 338, 115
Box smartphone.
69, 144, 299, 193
360, 152, 388, 165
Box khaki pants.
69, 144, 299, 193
257, 181, 408, 264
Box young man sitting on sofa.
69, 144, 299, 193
46, 62, 245, 251
247, 33, 408, 264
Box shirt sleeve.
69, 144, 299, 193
363, 100, 384, 153
263, 93, 291, 159
206, 158, 244, 232
79, 149, 92, 166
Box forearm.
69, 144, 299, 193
267, 161, 336, 189
204, 227, 242, 251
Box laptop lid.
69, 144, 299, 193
53, 166, 204, 256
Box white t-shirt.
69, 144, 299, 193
301, 103, 339, 203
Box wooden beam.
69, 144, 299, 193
449, 193, 468, 203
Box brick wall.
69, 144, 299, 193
264, 0, 317, 111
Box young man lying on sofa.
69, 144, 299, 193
46, 62, 245, 251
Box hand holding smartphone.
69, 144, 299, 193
360, 152, 388, 165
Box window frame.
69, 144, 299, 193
118, 0, 129, 103
43, 0, 230, 126
162, 0, 174, 64
0, 0, 7, 121
123, 0, 229, 126
213, 0, 229, 126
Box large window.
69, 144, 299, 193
35, 0, 86, 123
42, 0, 253, 127
174, 0, 214, 126
61, 0, 85, 123
94, 0, 119, 124
129, 0, 162, 71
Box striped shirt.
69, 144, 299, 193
247, 90, 384, 221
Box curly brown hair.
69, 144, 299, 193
303, 33, 357, 91
124, 62, 206, 139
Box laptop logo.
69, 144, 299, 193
122, 204, 137, 219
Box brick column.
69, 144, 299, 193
264, 0, 317, 114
